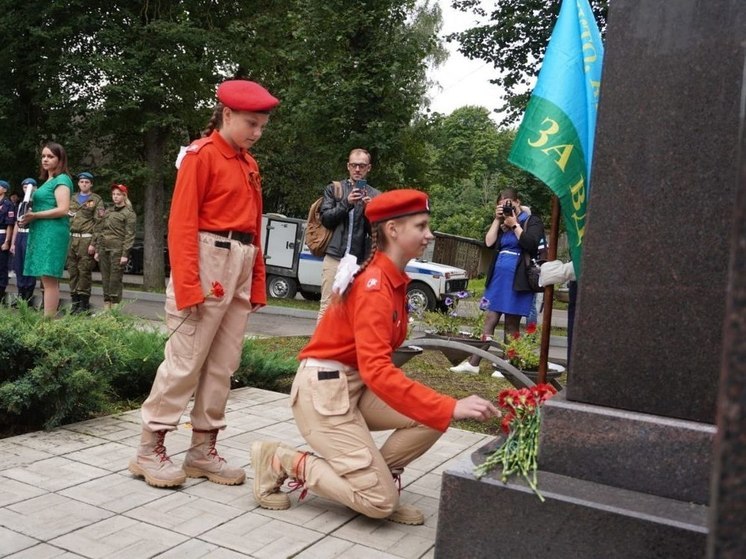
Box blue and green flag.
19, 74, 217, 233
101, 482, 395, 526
508, 0, 604, 279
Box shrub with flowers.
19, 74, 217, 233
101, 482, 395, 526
501, 323, 540, 371
420, 290, 479, 338
474, 383, 558, 500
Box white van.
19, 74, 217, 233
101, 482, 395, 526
262, 214, 469, 313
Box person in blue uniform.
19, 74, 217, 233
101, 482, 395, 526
0, 180, 16, 303
9, 178, 38, 305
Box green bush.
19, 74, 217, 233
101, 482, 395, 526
233, 338, 298, 392
0, 305, 165, 431
0, 305, 303, 435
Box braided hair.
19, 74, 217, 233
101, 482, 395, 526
201, 103, 225, 137
330, 223, 384, 305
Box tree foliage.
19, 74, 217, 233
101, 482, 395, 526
0, 0, 446, 286
0, 0, 572, 276
253, 0, 447, 213
423, 106, 553, 238
449, 0, 608, 123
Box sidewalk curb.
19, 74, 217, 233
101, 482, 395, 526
6, 275, 318, 320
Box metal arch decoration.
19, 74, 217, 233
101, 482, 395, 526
398, 338, 536, 389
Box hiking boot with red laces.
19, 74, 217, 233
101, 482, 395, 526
128, 429, 186, 488
183, 429, 246, 485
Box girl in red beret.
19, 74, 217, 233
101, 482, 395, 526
251, 189, 499, 525
130, 79, 279, 488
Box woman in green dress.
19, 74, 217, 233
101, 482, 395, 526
19, 142, 74, 317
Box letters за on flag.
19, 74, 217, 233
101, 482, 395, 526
508, 0, 604, 279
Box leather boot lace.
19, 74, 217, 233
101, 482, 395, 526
287, 452, 310, 501
153, 431, 173, 463
205, 430, 226, 463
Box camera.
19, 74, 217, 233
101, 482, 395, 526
502, 201, 514, 216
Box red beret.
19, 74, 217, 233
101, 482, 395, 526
365, 189, 430, 224
111, 183, 128, 195
217, 80, 279, 112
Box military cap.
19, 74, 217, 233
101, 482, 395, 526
111, 183, 128, 195
216, 80, 279, 112
0, 180, 9, 191
21, 178, 37, 187
77, 172, 94, 180
365, 189, 430, 224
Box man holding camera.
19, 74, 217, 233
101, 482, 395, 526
316, 148, 380, 321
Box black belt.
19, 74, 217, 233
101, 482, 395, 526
204, 230, 254, 245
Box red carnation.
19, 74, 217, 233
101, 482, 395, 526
507, 348, 517, 359
500, 412, 515, 434
207, 281, 225, 299
512, 331, 521, 340
167, 280, 227, 342
526, 323, 537, 334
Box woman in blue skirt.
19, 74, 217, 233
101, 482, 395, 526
450, 188, 546, 374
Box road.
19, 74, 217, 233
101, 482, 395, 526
6, 273, 569, 357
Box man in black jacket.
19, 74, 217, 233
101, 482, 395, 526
317, 148, 380, 320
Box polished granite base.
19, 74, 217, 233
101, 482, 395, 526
435, 454, 707, 559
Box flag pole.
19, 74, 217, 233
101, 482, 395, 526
538, 195, 560, 384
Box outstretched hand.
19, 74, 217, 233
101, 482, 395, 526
453, 395, 500, 422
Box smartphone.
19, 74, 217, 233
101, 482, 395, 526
355, 179, 367, 194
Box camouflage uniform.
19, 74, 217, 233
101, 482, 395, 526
67, 191, 104, 305
95, 203, 136, 304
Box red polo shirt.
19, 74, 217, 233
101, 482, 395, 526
299, 252, 457, 432
168, 131, 266, 309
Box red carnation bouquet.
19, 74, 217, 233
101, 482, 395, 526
474, 383, 557, 501
167, 281, 225, 339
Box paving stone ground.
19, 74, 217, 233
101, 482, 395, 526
0, 388, 490, 559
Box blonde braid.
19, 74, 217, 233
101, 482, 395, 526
201, 103, 224, 137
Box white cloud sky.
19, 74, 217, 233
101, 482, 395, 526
426, 0, 506, 121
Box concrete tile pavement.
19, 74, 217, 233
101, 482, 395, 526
0, 387, 491, 559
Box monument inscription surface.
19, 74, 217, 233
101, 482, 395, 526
567, 0, 745, 424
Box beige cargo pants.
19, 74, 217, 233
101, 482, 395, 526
290, 359, 443, 519
141, 232, 257, 432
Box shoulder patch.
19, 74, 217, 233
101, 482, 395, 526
186, 136, 213, 154
177, 137, 212, 169
363, 269, 382, 292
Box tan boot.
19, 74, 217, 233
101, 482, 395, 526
128, 429, 186, 488
183, 429, 246, 485
387, 503, 425, 525
251, 441, 304, 510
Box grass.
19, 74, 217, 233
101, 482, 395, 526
265, 297, 320, 312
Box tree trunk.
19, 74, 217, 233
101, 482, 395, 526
142, 126, 168, 291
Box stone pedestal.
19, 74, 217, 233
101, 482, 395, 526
435, 1, 746, 557
438, 460, 707, 559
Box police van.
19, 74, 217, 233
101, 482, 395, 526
262, 214, 469, 313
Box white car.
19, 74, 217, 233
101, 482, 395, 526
262, 214, 469, 312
